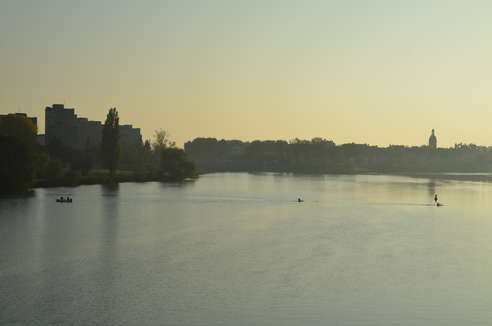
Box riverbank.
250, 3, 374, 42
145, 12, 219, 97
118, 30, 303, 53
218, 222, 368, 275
33, 169, 198, 188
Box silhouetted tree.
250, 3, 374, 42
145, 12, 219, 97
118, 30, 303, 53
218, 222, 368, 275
0, 116, 37, 194
142, 139, 153, 170
144, 139, 151, 151
152, 129, 175, 152
36, 151, 65, 181
185, 137, 492, 174
159, 147, 196, 181
0, 115, 37, 143
102, 108, 120, 177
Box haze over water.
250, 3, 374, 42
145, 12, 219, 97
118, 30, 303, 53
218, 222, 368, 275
2, 173, 492, 325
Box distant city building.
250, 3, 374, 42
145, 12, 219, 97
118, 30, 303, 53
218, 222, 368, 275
120, 124, 142, 146
45, 104, 83, 149
428, 129, 437, 149
45, 104, 142, 150
0, 113, 38, 132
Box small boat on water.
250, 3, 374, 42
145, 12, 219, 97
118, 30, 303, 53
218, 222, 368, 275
56, 194, 73, 203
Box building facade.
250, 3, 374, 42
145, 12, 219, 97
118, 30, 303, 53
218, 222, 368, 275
45, 104, 142, 150
45, 104, 81, 148
120, 124, 143, 146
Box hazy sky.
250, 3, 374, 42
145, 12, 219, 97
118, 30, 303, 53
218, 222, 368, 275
1, 0, 492, 147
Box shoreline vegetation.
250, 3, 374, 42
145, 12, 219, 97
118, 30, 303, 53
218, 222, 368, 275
4, 111, 492, 196
185, 137, 492, 176
33, 169, 198, 189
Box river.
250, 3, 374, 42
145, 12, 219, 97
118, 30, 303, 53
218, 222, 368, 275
2, 173, 492, 325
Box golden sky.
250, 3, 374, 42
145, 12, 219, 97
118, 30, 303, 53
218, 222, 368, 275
1, 1, 492, 147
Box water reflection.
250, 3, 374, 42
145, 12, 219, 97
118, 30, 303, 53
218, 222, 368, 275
427, 180, 436, 199
96, 184, 120, 323
158, 179, 196, 190
101, 183, 119, 247
102, 182, 120, 194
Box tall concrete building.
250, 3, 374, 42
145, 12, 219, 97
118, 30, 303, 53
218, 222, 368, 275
120, 124, 142, 146
45, 104, 81, 148
75, 116, 103, 149
45, 104, 142, 150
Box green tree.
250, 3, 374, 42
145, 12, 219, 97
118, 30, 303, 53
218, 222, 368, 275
152, 129, 175, 152
102, 108, 120, 177
159, 147, 196, 181
142, 139, 153, 171
36, 151, 63, 180
0, 115, 37, 142
0, 116, 37, 194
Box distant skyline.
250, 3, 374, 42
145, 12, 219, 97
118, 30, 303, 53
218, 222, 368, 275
2, 1, 492, 147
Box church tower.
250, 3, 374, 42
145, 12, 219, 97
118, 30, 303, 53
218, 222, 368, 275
428, 129, 437, 149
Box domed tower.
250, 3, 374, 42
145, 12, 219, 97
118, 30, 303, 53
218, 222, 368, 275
428, 129, 437, 149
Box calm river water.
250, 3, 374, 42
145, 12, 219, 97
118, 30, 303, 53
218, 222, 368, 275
2, 173, 492, 325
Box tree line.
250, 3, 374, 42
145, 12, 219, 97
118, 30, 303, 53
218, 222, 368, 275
0, 108, 196, 195
185, 137, 492, 174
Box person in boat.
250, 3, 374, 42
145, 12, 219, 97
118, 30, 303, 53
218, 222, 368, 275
298, 198, 303, 203
57, 196, 72, 202
434, 194, 443, 206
